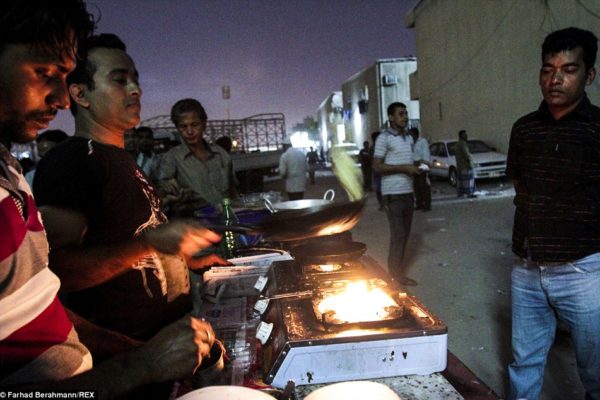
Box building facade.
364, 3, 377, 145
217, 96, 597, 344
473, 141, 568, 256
341, 58, 419, 148
317, 58, 419, 151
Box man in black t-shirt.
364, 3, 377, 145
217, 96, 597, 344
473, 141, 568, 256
34, 34, 225, 362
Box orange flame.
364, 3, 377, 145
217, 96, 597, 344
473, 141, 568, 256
317, 280, 397, 323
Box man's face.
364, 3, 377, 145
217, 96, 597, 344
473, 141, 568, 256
175, 111, 206, 146
78, 47, 141, 132
0, 44, 76, 143
539, 47, 596, 119
389, 107, 408, 130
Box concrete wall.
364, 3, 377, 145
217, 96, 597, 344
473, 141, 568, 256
407, 0, 600, 153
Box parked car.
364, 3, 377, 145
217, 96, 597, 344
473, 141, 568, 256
429, 139, 507, 186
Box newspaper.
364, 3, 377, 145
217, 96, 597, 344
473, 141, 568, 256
202, 251, 293, 300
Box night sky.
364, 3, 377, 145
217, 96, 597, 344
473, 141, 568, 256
51, 0, 417, 134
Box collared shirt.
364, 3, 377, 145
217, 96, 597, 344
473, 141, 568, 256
506, 95, 600, 262
159, 140, 233, 207
412, 137, 431, 163
279, 147, 307, 193
136, 152, 161, 182
374, 127, 414, 195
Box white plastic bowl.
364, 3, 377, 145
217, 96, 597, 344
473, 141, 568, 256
304, 381, 401, 400
177, 385, 276, 400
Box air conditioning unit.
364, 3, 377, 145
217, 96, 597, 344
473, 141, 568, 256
382, 74, 398, 86
359, 86, 369, 101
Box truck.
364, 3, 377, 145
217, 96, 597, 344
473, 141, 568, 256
140, 113, 286, 192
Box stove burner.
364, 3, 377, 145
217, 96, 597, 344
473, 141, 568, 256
308, 263, 343, 272
301, 261, 366, 277
312, 280, 403, 328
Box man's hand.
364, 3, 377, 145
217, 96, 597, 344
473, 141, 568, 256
143, 220, 221, 257
404, 165, 422, 176
134, 316, 216, 383
187, 253, 230, 271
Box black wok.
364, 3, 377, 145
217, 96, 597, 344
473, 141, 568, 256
207, 198, 366, 242
291, 240, 366, 264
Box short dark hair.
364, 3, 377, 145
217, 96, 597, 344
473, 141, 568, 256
37, 129, 68, 143
170, 98, 208, 126
133, 126, 154, 138
67, 33, 127, 115
387, 102, 407, 117
458, 129, 467, 138
542, 27, 598, 71
0, 0, 95, 60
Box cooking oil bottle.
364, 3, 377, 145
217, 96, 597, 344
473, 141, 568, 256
220, 197, 240, 259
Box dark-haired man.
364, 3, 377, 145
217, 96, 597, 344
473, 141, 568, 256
133, 126, 161, 183
0, 1, 215, 397
373, 102, 420, 287
506, 27, 600, 399
25, 129, 69, 187
34, 34, 223, 360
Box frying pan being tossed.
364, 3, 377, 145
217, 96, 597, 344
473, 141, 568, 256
208, 198, 365, 242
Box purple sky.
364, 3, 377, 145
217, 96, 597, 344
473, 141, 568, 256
51, 0, 417, 133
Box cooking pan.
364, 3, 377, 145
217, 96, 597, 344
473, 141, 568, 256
206, 198, 365, 242
265, 189, 335, 212
291, 241, 366, 264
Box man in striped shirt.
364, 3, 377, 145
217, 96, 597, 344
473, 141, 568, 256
373, 102, 421, 287
0, 1, 217, 397
506, 27, 600, 399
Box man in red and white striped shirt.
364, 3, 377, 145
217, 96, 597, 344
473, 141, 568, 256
0, 1, 217, 397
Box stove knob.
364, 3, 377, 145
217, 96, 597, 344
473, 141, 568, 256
254, 276, 269, 292
254, 298, 270, 315
256, 321, 274, 345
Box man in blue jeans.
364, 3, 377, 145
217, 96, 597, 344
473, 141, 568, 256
373, 102, 420, 287
506, 27, 600, 399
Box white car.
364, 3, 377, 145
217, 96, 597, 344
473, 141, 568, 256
429, 139, 507, 186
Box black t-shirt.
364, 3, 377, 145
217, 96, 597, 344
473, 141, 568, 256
34, 137, 191, 340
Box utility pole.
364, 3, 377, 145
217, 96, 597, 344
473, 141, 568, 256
222, 85, 231, 120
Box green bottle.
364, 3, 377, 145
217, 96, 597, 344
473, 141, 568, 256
220, 198, 240, 259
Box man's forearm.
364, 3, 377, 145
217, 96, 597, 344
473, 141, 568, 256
373, 162, 415, 176
50, 237, 152, 292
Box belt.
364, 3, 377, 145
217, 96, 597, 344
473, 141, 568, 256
516, 257, 571, 268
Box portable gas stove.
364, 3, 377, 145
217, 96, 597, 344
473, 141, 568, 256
254, 256, 448, 388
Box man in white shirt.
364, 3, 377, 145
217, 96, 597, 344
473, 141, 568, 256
279, 138, 307, 200
373, 102, 421, 287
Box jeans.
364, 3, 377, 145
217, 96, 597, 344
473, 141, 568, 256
508, 253, 600, 400
383, 193, 414, 282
